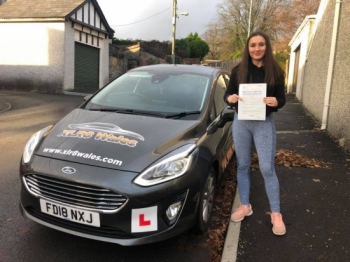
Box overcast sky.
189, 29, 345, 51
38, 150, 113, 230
96, 0, 221, 41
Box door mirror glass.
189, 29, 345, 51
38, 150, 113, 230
217, 106, 235, 128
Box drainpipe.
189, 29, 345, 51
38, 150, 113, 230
321, 0, 342, 130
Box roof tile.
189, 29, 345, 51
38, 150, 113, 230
0, 0, 86, 19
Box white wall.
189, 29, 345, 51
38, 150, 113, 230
0, 22, 65, 92
0, 21, 111, 92
99, 38, 110, 88
63, 22, 75, 91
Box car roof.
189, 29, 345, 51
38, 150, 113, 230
130, 64, 226, 76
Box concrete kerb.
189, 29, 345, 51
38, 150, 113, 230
221, 188, 241, 262
63, 91, 91, 97
0, 99, 11, 113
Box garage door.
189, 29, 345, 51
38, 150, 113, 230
74, 42, 99, 92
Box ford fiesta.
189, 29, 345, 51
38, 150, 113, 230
19, 64, 235, 246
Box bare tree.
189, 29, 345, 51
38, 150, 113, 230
216, 0, 285, 49
203, 0, 321, 58
274, 0, 320, 50
291, 0, 320, 25
203, 21, 236, 60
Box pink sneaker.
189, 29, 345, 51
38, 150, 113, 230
270, 212, 286, 235
231, 204, 253, 222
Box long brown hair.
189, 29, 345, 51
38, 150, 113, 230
234, 31, 285, 86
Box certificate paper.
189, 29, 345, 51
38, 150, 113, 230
238, 83, 267, 120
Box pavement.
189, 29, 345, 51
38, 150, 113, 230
221, 94, 350, 262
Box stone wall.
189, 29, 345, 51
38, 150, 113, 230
182, 58, 201, 65
326, 2, 350, 150
109, 44, 127, 81
142, 41, 169, 56
139, 50, 166, 66
302, 0, 350, 150
116, 42, 168, 69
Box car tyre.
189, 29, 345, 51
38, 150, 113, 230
192, 167, 216, 233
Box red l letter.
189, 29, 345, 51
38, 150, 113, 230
139, 214, 151, 226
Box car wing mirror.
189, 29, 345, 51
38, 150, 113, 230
84, 94, 93, 102
206, 106, 235, 135
206, 121, 218, 135
217, 106, 235, 128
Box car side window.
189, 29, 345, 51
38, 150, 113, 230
214, 74, 228, 114
223, 73, 230, 87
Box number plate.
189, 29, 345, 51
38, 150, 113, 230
40, 199, 100, 227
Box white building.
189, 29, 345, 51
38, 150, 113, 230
0, 0, 114, 93
287, 0, 350, 151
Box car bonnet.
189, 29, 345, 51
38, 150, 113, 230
34, 108, 201, 172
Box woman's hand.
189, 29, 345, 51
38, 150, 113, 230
264, 97, 278, 107
227, 94, 242, 104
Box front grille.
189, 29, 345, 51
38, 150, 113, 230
26, 207, 134, 239
24, 174, 127, 211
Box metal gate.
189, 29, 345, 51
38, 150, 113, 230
74, 43, 99, 92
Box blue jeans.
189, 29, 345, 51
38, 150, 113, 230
232, 113, 280, 212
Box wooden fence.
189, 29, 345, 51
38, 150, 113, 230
204, 59, 241, 71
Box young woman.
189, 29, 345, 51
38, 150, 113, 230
224, 31, 286, 235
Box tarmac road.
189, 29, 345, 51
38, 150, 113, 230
0, 91, 212, 262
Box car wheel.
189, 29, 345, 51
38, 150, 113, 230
193, 167, 216, 233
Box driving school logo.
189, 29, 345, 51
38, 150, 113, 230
57, 122, 144, 147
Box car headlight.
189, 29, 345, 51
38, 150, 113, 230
134, 145, 197, 186
23, 125, 53, 163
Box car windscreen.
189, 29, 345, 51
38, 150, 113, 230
86, 70, 211, 117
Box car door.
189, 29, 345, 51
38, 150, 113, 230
212, 73, 234, 171
203, 73, 234, 177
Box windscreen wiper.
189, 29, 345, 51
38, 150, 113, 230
89, 108, 166, 117
165, 111, 201, 119
123, 109, 167, 117
89, 108, 121, 112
